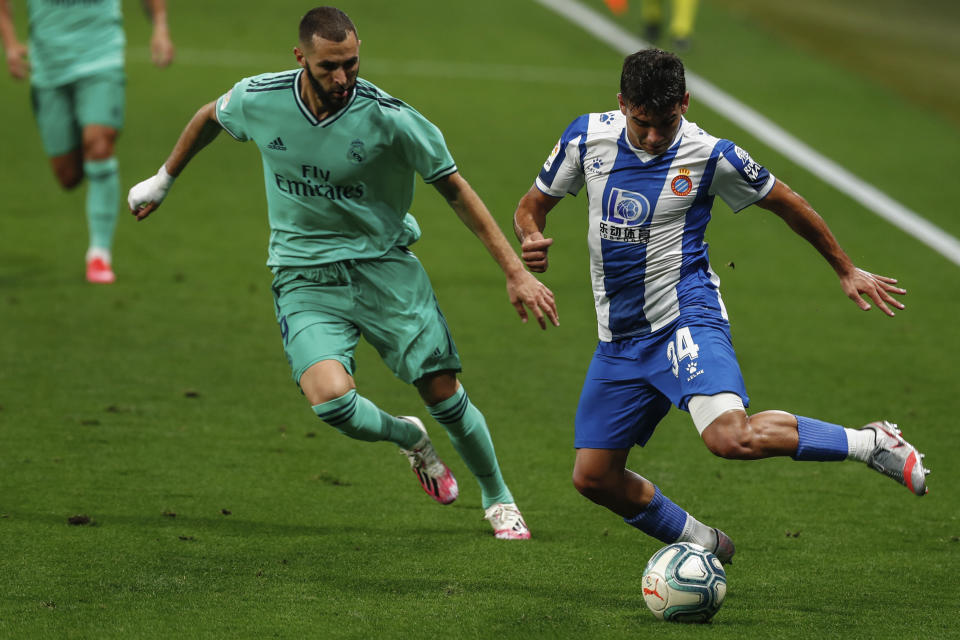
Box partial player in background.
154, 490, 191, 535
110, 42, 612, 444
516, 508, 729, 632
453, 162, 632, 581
513, 48, 928, 564
128, 7, 558, 540
641, 0, 698, 51
603, 0, 699, 51
0, 0, 174, 283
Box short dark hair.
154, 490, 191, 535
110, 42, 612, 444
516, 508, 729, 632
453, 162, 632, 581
620, 49, 686, 114
299, 6, 357, 44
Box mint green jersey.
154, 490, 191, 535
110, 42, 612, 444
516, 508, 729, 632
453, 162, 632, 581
215, 71, 457, 269
27, 0, 124, 89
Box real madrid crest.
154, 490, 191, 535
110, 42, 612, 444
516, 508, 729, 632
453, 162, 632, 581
347, 139, 366, 164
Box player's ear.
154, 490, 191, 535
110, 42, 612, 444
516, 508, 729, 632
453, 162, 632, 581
680, 91, 690, 114
294, 46, 306, 68
617, 92, 627, 114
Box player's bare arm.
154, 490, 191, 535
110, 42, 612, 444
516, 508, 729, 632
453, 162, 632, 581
142, 0, 174, 67
0, 0, 28, 79
755, 180, 906, 316
513, 185, 562, 273
433, 173, 559, 329
127, 100, 222, 220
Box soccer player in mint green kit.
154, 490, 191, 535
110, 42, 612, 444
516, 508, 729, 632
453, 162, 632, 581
0, 0, 174, 283
128, 7, 559, 540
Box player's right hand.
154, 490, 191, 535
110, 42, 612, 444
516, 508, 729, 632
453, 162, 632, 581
5, 42, 29, 80
127, 164, 175, 221
150, 28, 175, 68
520, 232, 554, 273
507, 269, 559, 330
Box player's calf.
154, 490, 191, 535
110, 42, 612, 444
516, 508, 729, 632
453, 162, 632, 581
699, 409, 799, 460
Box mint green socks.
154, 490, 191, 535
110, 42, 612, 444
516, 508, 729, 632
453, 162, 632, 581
312, 390, 422, 448
83, 157, 119, 251
427, 385, 512, 508
313, 386, 514, 509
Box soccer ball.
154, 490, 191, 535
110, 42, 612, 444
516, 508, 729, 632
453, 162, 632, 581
641, 542, 727, 623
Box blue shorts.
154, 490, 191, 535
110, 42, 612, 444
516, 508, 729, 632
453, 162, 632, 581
574, 315, 749, 449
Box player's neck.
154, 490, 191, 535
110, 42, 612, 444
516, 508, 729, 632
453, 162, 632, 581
298, 72, 341, 121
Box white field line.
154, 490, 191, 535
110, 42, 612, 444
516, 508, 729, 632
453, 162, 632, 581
533, 0, 960, 268
128, 47, 612, 86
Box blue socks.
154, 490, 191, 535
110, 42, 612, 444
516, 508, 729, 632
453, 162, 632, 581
793, 415, 848, 461
624, 486, 688, 543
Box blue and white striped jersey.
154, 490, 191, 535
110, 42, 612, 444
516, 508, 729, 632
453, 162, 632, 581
536, 112, 775, 341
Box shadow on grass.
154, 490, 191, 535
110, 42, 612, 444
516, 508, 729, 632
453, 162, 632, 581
2, 509, 476, 540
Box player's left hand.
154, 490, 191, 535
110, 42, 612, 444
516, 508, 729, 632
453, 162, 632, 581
507, 270, 559, 330
840, 268, 906, 316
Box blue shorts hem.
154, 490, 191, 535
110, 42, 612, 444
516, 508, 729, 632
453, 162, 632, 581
574, 439, 637, 450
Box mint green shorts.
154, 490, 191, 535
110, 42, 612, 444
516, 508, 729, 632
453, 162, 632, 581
271, 247, 462, 385
31, 71, 126, 156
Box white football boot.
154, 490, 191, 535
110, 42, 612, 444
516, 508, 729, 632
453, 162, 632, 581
484, 502, 531, 540
862, 420, 929, 496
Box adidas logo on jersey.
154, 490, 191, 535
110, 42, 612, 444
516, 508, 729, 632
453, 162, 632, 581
267, 137, 286, 151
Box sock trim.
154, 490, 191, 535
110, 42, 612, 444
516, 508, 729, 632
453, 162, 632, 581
312, 390, 358, 426
428, 386, 469, 424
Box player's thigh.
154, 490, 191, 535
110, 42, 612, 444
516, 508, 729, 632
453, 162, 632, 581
574, 349, 672, 449
272, 266, 361, 386
352, 248, 461, 385
74, 72, 125, 135
30, 83, 81, 157
654, 318, 749, 411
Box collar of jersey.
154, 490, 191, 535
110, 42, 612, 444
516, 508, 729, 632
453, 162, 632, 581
622, 116, 686, 163
292, 69, 358, 128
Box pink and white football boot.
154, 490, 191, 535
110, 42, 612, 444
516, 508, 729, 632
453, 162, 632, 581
484, 502, 531, 540
398, 416, 458, 505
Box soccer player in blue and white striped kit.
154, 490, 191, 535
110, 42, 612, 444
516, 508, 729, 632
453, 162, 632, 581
512, 49, 929, 563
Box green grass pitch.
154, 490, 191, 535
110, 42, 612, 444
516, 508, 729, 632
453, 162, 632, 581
1, 1, 958, 637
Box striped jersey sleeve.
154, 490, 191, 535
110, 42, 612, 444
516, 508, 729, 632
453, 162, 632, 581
708, 140, 775, 212
536, 114, 589, 197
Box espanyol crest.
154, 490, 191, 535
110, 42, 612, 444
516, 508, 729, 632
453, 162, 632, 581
605, 188, 651, 226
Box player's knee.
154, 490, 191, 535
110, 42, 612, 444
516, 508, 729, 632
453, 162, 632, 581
299, 361, 355, 406
572, 466, 614, 499
307, 380, 354, 406
84, 142, 115, 161
414, 370, 459, 406
82, 127, 117, 161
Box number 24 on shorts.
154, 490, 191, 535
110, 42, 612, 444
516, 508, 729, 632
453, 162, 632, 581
666, 326, 700, 378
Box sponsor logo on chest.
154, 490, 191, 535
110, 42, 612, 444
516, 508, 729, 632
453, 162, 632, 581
601, 188, 652, 244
